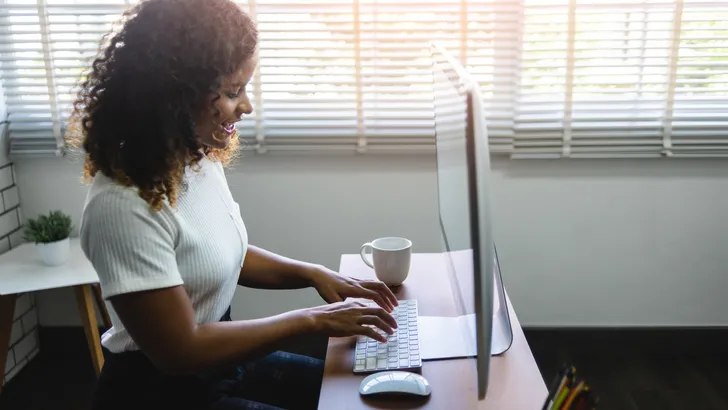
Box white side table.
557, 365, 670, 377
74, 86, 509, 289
0, 238, 107, 393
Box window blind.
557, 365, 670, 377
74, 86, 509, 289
0, 0, 726, 158
0, 0, 519, 156
514, 0, 728, 159
240, 0, 519, 154
671, 0, 728, 157
0, 1, 127, 157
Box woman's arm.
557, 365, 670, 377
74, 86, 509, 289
238, 245, 399, 311
237, 245, 320, 289
81, 193, 395, 376
110, 284, 396, 376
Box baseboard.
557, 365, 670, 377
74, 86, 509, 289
523, 327, 728, 354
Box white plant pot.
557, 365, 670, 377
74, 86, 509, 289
37, 237, 70, 266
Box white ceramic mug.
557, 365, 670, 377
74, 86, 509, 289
360, 237, 412, 286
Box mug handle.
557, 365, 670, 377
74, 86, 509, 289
360, 242, 374, 269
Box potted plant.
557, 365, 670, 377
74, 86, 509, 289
23, 210, 74, 266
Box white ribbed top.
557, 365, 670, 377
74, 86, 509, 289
80, 156, 248, 353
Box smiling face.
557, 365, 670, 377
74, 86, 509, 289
195, 56, 257, 149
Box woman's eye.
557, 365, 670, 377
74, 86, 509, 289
226, 91, 240, 99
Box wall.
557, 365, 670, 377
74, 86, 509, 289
0, 96, 41, 384
13, 153, 728, 328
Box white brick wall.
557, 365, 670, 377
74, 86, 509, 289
13, 294, 30, 320
3, 186, 19, 210
8, 228, 23, 248
9, 320, 22, 346
0, 162, 39, 385
0, 209, 19, 239
0, 166, 12, 193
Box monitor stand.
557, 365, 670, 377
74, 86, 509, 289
417, 256, 513, 360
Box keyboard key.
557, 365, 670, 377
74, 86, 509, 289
399, 359, 410, 367
366, 358, 377, 370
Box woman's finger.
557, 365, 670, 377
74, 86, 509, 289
362, 289, 393, 312
357, 315, 394, 335
364, 281, 398, 308
363, 307, 397, 329
350, 300, 368, 308
358, 325, 387, 343
360, 280, 397, 306
351, 287, 389, 311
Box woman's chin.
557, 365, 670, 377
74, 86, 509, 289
200, 133, 231, 150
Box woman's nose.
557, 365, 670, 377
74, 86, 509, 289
239, 100, 253, 116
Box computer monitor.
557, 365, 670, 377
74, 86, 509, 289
430, 42, 514, 399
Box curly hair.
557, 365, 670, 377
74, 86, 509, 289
67, 0, 258, 211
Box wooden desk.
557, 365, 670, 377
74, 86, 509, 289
0, 238, 108, 393
319, 253, 547, 410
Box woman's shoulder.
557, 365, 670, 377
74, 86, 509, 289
81, 172, 177, 235
84, 173, 146, 214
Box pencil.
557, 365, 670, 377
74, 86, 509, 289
560, 380, 585, 410
544, 366, 572, 410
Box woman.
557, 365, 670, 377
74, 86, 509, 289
68, 0, 398, 409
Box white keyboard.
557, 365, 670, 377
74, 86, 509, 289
353, 299, 422, 374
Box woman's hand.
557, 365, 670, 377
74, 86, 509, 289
307, 266, 398, 312
307, 300, 397, 343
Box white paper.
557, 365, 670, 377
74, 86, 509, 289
417, 315, 477, 360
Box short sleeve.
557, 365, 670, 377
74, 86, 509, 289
80, 188, 184, 299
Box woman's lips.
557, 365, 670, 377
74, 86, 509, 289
220, 122, 236, 135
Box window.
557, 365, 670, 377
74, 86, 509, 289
516, 0, 728, 158
0, 0, 726, 158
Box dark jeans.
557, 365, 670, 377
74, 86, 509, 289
92, 308, 325, 410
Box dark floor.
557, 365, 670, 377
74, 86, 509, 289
1, 328, 728, 410
526, 329, 728, 410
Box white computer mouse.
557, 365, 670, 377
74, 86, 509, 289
359, 371, 432, 397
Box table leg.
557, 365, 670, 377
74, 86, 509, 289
74, 285, 104, 376
91, 284, 112, 329
0, 294, 17, 394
